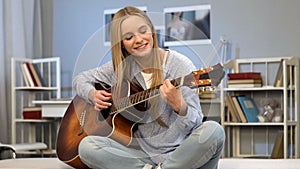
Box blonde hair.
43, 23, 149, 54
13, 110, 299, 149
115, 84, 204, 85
110, 6, 167, 127
110, 6, 162, 87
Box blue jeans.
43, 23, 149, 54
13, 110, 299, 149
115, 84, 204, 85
78, 121, 225, 169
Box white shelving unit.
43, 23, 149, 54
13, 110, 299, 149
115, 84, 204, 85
10, 57, 61, 155
199, 89, 221, 121
221, 57, 299, 159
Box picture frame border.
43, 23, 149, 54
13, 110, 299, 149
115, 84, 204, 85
163, 4, 211, 47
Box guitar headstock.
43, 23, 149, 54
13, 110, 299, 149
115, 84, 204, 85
184, 63, 225, 88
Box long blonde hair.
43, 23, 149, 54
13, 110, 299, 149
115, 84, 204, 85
110, 6, 163, 87
110, 6, 167, 127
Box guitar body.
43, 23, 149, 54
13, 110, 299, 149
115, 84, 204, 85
56, 82, 147, 169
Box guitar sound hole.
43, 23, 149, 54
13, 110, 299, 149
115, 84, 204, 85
134, 101, 149, 112
98, 107, 111, 121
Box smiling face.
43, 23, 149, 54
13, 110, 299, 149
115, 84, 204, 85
121, 15, 154, 57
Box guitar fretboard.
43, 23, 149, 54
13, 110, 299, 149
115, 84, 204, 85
109, 76, 185, 115
108, 63, 224, 115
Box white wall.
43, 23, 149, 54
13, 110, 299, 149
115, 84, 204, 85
212, 0, 300, 58
52, 0, 300, 97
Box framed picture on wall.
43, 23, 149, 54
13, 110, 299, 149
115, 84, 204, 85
155, 26, 165, 48
163, 5, 211, 46
103, 6, 147, 46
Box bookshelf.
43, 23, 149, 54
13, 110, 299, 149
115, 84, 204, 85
221, 57, 299, 159
11, 57, 61, 155
198, 87, 221, 121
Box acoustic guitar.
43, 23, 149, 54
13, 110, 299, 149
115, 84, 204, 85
56, 63, 225, 169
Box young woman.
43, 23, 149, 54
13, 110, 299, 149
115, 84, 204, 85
73, 6, 225, 169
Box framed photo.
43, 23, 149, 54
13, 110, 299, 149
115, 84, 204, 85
163, 5, 211, 46
155, 26, 165, 48
103, 6, 147, 46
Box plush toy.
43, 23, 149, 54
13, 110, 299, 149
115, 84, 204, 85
257, 98, 282, 122
273, 108, 283, 122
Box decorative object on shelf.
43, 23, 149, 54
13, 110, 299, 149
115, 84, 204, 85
257, 98, 277, 122
257, 98, 283, 123
273, 108, 283, 122
198, 86, 217, 99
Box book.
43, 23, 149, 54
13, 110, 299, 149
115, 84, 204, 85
228, 83, 262, 88
228, 79, 262, 84
227, 72, 262, 80
236, 96, 259, 122
273, 59, 284, 87
21, 63, 35, 87
273, 59, 290, 87
32, 64, 46, 87
20, 63, 30, 86
24, 62, 38, 87
199, 92, 216, 99
20, 62, 46, 87
231, 96, 247, 123
225, 96, 240, 122
22, 107, 42, 119
23, 107, 42, 111
271, 130, 283, 158
28, 63, 42, 87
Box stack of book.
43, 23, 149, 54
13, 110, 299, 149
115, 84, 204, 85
198, 86, 217, 99
23, 107, 42, 119
227, 72, 262, 88
225, 95, 260, 123
20, 62, 46, 87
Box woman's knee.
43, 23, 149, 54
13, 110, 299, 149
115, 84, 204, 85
195, 121, 225, 144
78, 136, 92, 158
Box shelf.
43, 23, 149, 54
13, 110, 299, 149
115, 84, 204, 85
287, 121, 299, 126
200, 98, 220, 104
15, 149, 56, 155
32, 100, 71, 118
11, 57, 61, 155
223, 122, 284, 126
32, 100, 71, 104
14, 86, 59, 91
14, 119, 53, 123
224, 86, 284, 91
221, 57, 300, 159
224, 86, 296, 91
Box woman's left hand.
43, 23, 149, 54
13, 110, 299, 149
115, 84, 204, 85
160, 79, 187, 115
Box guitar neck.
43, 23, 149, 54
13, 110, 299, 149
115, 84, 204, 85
110, 76, 194, 114
110, 85, 160, 114
109, 63, 224, 115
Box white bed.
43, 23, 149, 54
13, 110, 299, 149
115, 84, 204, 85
0, 158, 300, 169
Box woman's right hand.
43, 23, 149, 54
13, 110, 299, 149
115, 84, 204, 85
89, 89, 112, 111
